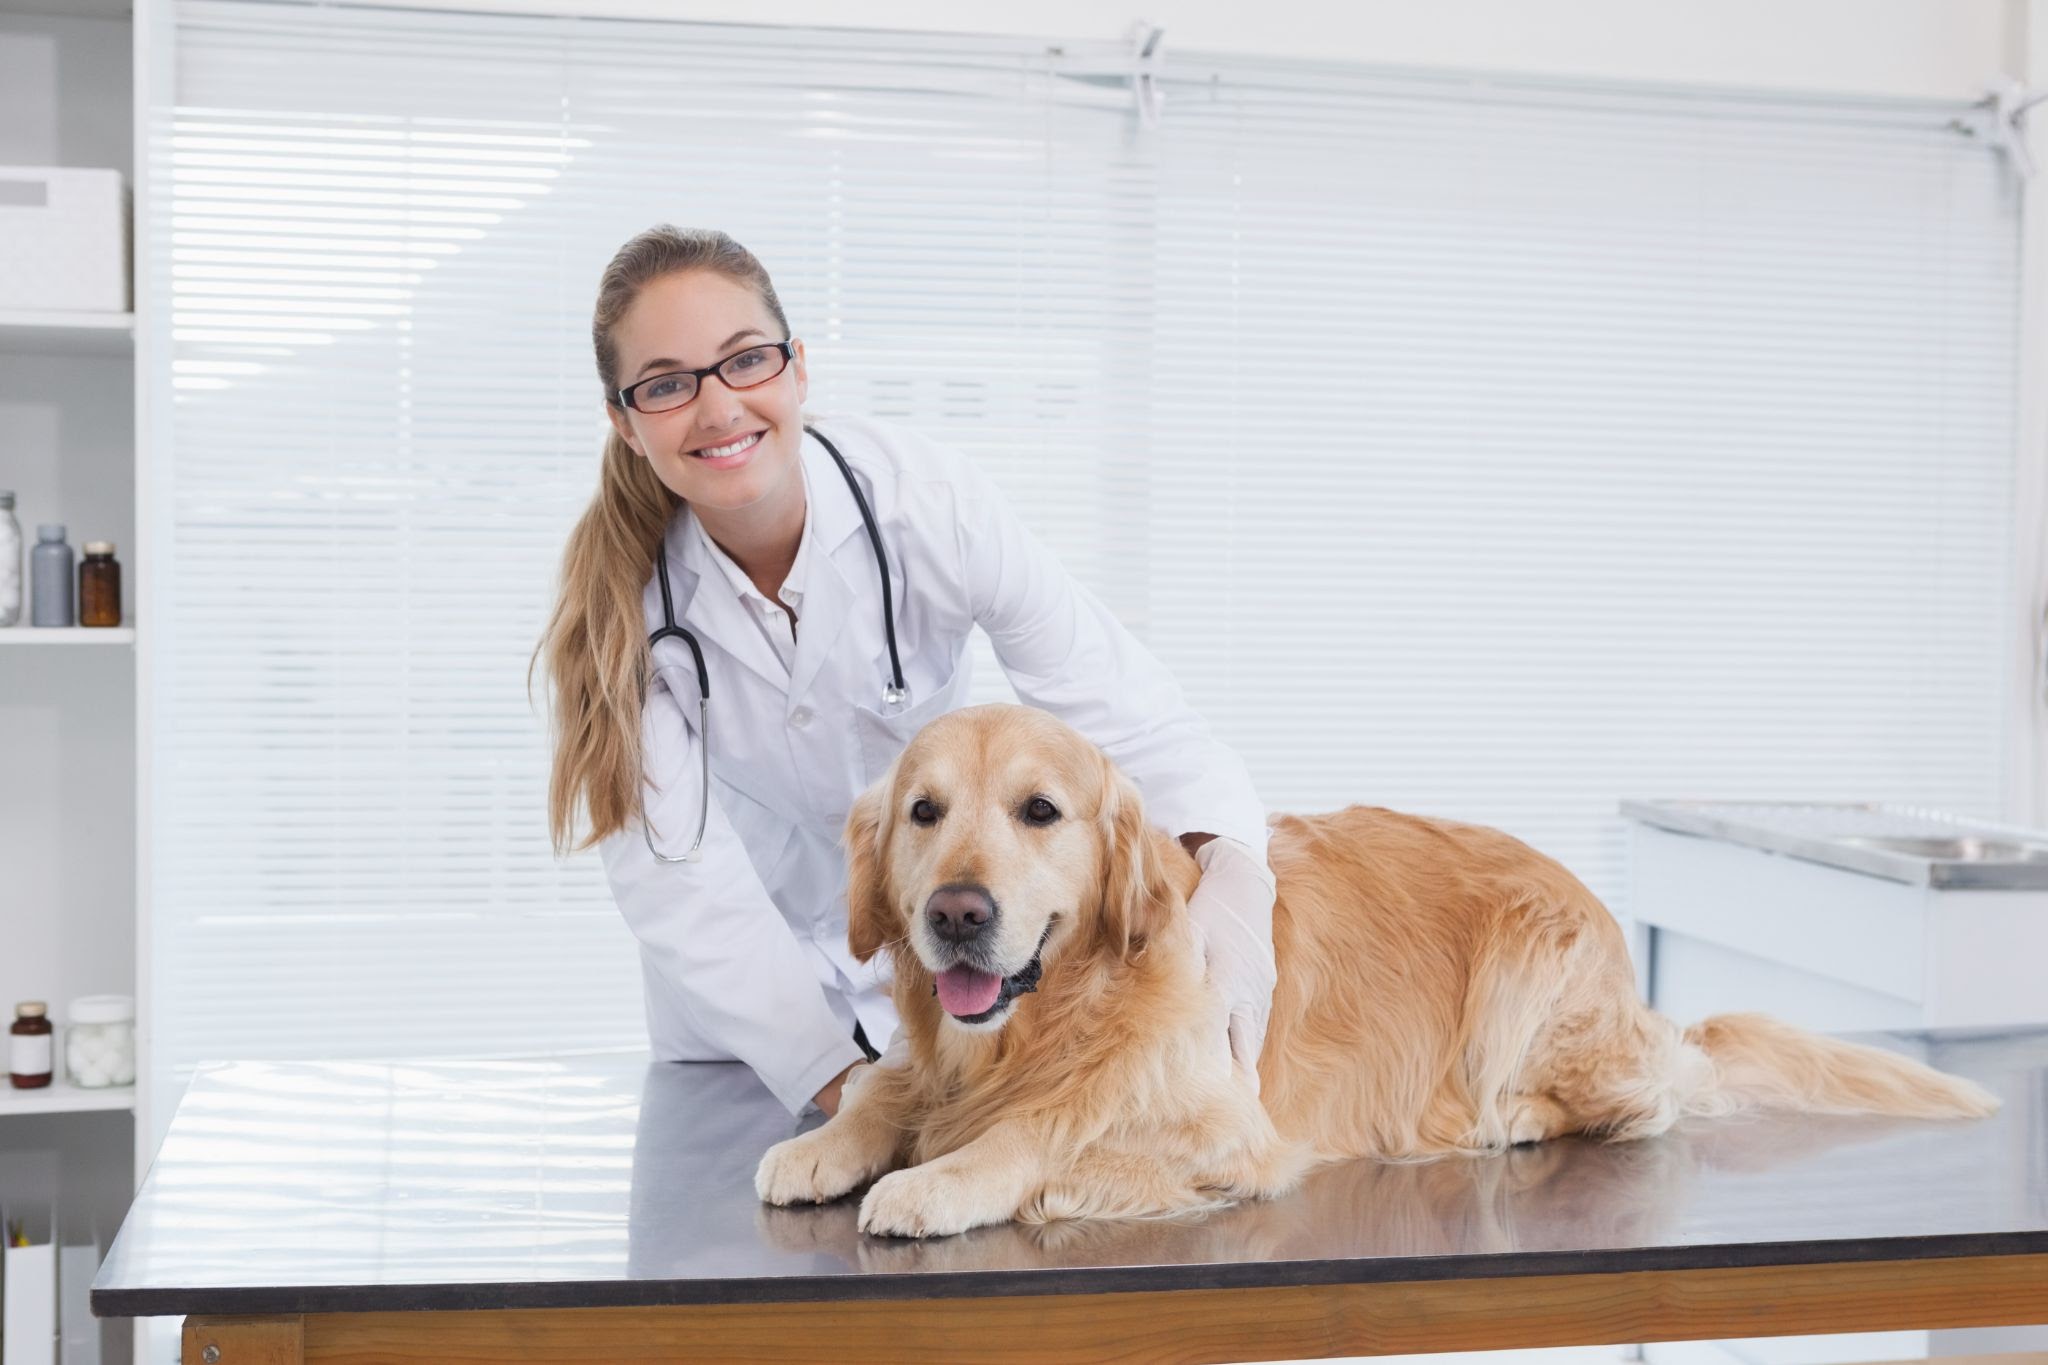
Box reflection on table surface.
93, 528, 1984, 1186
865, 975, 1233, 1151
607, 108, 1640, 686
95, 1028, 2048, 1313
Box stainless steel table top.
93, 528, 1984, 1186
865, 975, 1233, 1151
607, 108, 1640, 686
1621, 800, 2048, 889
94, 1030, 2048, 1317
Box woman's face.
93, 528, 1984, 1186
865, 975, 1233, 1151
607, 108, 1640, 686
604, 269, 808, 515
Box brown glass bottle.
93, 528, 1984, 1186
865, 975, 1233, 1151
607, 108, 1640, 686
10, 1002, 53, 1089
79, 541, 121, 627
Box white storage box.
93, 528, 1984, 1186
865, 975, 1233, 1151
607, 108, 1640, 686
0, 167, 130, 313
1, 1200, 55, 1365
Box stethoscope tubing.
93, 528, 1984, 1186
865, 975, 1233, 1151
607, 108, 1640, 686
641, 424, 903, 863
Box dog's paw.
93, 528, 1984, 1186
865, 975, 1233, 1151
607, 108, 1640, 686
754, 1128, 881, 1207
858, 1166, 989, 1239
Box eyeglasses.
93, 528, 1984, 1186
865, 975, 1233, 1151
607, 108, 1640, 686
612, 340, 795, 414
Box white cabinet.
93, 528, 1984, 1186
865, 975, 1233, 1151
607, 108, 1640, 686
1627, 808, 2048, 1034
1628, 802, 2048, 1365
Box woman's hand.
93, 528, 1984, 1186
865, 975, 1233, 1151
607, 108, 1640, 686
812, 1060, 865, 1118
1183, 833, 1279, 1095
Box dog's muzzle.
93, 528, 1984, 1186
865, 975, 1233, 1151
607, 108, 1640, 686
933, 923, 1054, 1023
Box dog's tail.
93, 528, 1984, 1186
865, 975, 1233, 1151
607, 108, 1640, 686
1676, 1012, 1998, 1121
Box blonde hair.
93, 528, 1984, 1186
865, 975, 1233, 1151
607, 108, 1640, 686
533, 225, 792, 854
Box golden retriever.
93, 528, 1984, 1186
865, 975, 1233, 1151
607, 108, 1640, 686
754, 705, 1999, 1238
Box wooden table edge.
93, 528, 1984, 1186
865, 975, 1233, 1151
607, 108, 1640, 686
182, 1250, 2048, 1365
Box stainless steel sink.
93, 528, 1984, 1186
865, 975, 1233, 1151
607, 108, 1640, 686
1833, 834, 2048, 864
1619, 801, 2048, 889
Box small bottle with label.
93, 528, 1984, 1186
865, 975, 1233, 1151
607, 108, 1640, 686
79, 541, 121, 628
10, 1002, 54, 1089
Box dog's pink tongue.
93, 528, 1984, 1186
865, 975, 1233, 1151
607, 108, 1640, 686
935, 965, 1002, 1017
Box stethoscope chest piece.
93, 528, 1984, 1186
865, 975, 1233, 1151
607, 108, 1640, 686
881, 683, 909, 714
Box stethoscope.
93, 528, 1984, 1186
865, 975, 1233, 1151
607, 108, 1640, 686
643, 425, 906, 864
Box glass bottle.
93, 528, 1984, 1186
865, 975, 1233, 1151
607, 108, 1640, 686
0, 492, 20, 627
30, 524, 74, 627
10, 1002, 53, 1089
79, 541, 121, 628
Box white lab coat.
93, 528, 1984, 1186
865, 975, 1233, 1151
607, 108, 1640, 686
599, 416, 1268, 1114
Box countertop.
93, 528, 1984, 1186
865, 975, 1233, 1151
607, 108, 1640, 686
94, 1028, 2048, 1319
1620, 799, 2048, 889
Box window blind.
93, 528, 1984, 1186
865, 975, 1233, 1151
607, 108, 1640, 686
1136, 57, 2017, 875
151, 2, 2019, 1144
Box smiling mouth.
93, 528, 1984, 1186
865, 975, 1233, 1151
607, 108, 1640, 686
691, 430, 763, 460
932, 923, 1055, 1023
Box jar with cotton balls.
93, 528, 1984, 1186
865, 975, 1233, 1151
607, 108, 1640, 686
0, 492, 21, 627
65, 995, 135, 1089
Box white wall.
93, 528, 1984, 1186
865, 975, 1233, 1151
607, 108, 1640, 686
0, 11, 131, 171
426, 0, 2024, 101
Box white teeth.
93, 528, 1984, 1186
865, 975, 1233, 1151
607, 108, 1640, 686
695, 432, 761, 460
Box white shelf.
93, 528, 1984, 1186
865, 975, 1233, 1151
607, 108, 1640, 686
0, 1078, 133, 1118
0, 627, 134, 645
0, 0, 129, 20
0, 311, 135, 358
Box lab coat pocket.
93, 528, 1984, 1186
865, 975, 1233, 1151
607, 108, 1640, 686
713, 778, 799, 897
854, 675, 965, 786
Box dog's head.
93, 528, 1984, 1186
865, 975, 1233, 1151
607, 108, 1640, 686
842, 704, 1176, 1031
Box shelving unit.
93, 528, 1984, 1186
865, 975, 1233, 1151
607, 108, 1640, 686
1, 1, 145, 1360
0, 0, 130, 16
0, 311, 135, 356
0, 627, 136, 644
0, 1081, 135, 1119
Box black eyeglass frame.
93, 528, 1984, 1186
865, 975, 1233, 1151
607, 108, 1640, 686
611, 339, 797, 414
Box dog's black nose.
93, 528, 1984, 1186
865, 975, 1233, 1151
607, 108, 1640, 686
925, 885, 996, 944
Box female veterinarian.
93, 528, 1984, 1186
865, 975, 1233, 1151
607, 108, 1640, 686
540, 225, 1277, 1119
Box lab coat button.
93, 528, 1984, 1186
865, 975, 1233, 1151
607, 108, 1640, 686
789, 706, 813, 729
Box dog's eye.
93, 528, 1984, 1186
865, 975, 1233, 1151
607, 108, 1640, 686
910, 798, 940, 825
1023, 796, 1061, 825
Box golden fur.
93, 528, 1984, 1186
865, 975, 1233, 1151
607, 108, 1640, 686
755, 705, 1999, 1238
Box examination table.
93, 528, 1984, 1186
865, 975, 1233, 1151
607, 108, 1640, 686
93, 1029, 2048, 1363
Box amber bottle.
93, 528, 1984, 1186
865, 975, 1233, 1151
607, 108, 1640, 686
10, 1002, 53, 1089
79, 541, 121, 628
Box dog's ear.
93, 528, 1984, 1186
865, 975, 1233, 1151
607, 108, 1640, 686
1095, 761, 1172, 961
843, 778, 897, 964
